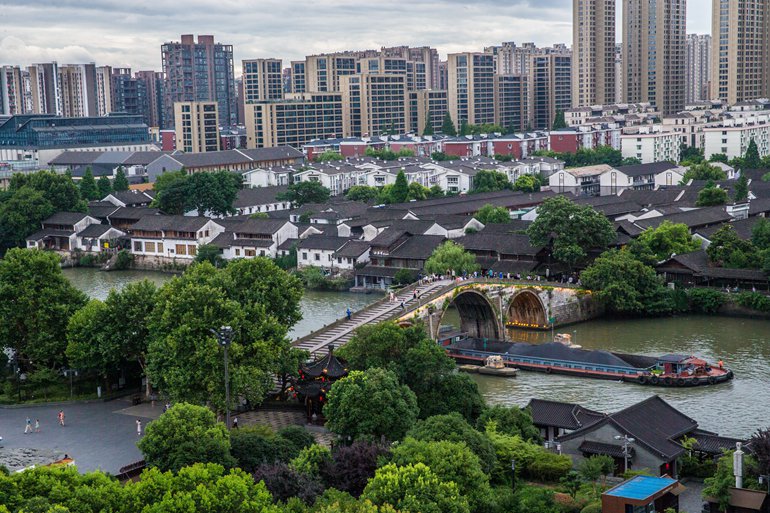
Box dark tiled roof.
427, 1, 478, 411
71, 163, 115, 177
234, 185, 290, 208
108, 190, 153, 206
77, 224, 112, 237
297, 235, 350, 251
658, 250, 768, 281
233, 218, 290, 235
238, 146, 304, 162
749, 197, 770, 215
107, 207, 160, 221
617, 161, 678, 177
634, 206, 732, 230
301, 346, 348, 379
460, 231, 543, 257
49, 151, 104, 165
334, 240, 370, 258
527, 398, 605, 430
389, 235, 445, 260
691, 430, 745, 455
209, 232, 234, 248
42, 212, 90, 225
620, 188, 687, 207
26, 228, 75, 240
579, 440, 632, 459
130, 215, 214, 232
121, 151, 168, 165
696, 217, 761, 240
355, 265, 405, 277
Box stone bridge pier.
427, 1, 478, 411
406, 282, 603, 340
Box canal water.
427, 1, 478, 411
62, 268, 379, 339
63, 268, 770, 438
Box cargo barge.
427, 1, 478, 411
441, 336, 733, 387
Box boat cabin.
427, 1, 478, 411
656, 354, 711, 377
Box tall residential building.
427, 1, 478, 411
135, 70, 165, 128
244, 93, 344, 148
528, 51, 573, 130
290, 61, 306, 93
614, 44, 623, 103
572, 0, 616, 107
58, 63, 99, 117
111, 68, 148, 121
495, 74, 528, 132
438, 61, 448, 91
622, 0, 686, 114
447, 52, 496, 126
381, 46, 440, 89
712, 0, 770, 104
409, 90, 448, 135
28, 63, 62, 115
161, 34, 236, 128
340, 73, 408, 137
1, 66, 25, 115
242, 58, 283, 102
174, 101, 220, 153
685, 34, 712, 103
95, 66, 113, 116
305, 53, 358, 92
485, 42, 539, 75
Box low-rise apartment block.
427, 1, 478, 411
703, 116, 770, 161
621, 125, 681, 163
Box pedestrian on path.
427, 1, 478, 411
58, 410, 65, 427
400, 300, 406, 311
35, 419, 40, 433
24, 417, 32, 434
389, 291, 395, 302
346, 307, 352, 320
232, 417, 239, 429
136, 419, 142, 436
413, 290, 417, 300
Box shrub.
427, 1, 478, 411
113, 249, 133, 270
278, 425, 316, 453
321, 440, 391, 497
291, 445, 332, 476
253, 462, 325, 505
580, 502, 603, 513
230, 426, 280, 472
78, 254, 96, 267
687, 288, 726, 313
527, 451, 574, 482
393, 268, 417, 286
735, 291, 770, 312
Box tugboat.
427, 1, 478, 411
637, 354, 732, 386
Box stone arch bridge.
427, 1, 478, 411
293, 279, 602, 357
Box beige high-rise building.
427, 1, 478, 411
95, 66, 113, 117
685, 34, 712, 103
711, 0, 770, 104
1, 66, 25, 115
58, 64, 99, 117
340, 73, 408, 137
572, 0, 616, 107
447, 52, 496, 126
242, 58, 283, 102
174, 101, 220, 153
622, 0, 686, 115
305, 53, 359, 93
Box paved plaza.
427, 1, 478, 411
0, 398, 161, 473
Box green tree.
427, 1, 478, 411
581, 249, 672, 315
622, 157, 643, 166
734, 174, 749, 202
428, 184, 445, 198
137, 403, 235, 472
471, 170, 511, 193
578, 455, 615, 496
277, 181, 331, 206
362, 463, 470, 513
680, 145, 705, 165
513, 174, 541, 193
390, 438, 491, 511
324, 368, 419, 441
96, 175, 112, 198
552, 110, 567, 130
752, 218, 770, 249
345, 185, 380, 202
749, 428, 770, 476
703, 451, 761, 512
474, 204, 511, 224
627, 221, 701, 265
113, 167, 129, 191
422, 115, 434, 136
78, 167, 99, 201
706, 224, 758, 268
315, 150, 345, 162
0, 249, 87, 372
407, 413, 497, 475
151, 170, 189, 214
66, 280, 158, 396
0, 187, 56, 248
391, 170, 409, 203
441, 113, 457, 136
743, 138, 762, 169
148, 260, 302, 409
709, 153, 729, 164
195, 243, 224, 267
186, 170, 241, 216
459, 120, 471, 136
431, 151, 459, 161
527, 196, 616, 268
681, 162, 727, 183
9, 170, 85, 212
407, 182, 430, 201
513, 487, 557, 513
697, 180, 728, 206
424, 240, 480, 275
476, 405, 541, 442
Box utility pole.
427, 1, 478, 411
211, 326, 233, 429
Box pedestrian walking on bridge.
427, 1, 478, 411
346, 307, 352, 321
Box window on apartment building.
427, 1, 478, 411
133, 241, 142, 252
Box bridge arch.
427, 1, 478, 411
439, 289, 501, 339
507, 289, 548, 328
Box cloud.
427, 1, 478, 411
0, 0, 712, 75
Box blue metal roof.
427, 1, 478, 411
605, 475, 677, 501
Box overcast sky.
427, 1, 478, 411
1, 0, 711, 76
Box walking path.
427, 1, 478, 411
293, 279, 453, 357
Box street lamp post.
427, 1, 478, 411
614, 434, 635, 473
63, 369, 78, 399
210, 326, 233, 429
511, 459, 516, 492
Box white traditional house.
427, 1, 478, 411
332, 240, 371, 270
129, 215, 226, 259
26, 212, 103, 251
296, 235, 352, 269
241, 166, 297, 188
549, 164, 615, 196
76, 224, 126, 252
214, 219, 297, 260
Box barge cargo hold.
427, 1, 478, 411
443, 338, 733, 387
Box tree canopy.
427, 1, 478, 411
733, 174, 749, 202
512, 174, 541, 193
314, 150, 345, 162
706, 224, 760, 269
527, 196, 616, 268
681, 163, 727, 183
551, 110, 567, 130
345, 185, 381, 202
79, 167, 99, 200
97, 175, 113, 198
0, 249, 87, 371
533, 146, 624, 168
113, 167, 129, 191
362, 463, 470, 513
151, 170, 240, 215
277, 181, 331, 206
627, 221, 701, 265
441, 113, 457, 136
474, 204, 510, 224
696, 180, 728, 206
471, 170, 511, 193
424, 240, 480, 275
324, 368, 419, 441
